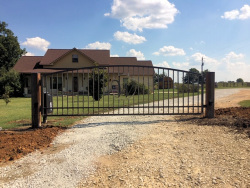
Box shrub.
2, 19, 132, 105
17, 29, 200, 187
126, 80, 149, 95
177, 84, 199, 93
88, 69, 108, 101
2, 91, 10, 105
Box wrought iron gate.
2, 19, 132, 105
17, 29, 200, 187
41, 65, 204, 118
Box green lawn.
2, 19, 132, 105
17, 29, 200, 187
239, 100, 250, 107
154, 89, 174, 93
0, 98, 83, 129
1, 90, 199, 129
0, 98, 31, 129
50, 90, 197, 115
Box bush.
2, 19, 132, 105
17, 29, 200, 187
88, 69, 108, 101
177, 84, 199, 93
2, 91, 10, 105
126, 80, 149, 95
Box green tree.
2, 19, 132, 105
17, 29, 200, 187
89, 69, 108, 101
236, 78, 244, 86
183, 68, 200, 84
0, 21, 26, 70
154, 72, 166, 84
236, 78, 244, 83
0, 21, 26, 98
199, 69, 209, 84
0, 67, 21, 98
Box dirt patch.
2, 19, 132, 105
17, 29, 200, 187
215, 89, 250, 108
214, 107, 250, 131
0, 126, 65, 164
178, 107, 250, 137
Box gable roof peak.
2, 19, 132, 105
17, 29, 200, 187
39, 48, 111, 66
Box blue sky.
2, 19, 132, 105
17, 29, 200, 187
1, 0, 250, 81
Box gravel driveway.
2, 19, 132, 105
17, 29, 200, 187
0, 88, 247, 188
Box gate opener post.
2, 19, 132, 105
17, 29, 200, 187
31, 73, 42, 128
205, 72, 215, 118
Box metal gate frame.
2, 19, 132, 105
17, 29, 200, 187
31, 66, 215, 128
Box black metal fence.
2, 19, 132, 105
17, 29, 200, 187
41, 65, 204, 117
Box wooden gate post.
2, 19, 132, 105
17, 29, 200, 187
205, 72, 215, 118
31, 73, 42, 128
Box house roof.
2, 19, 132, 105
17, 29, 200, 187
13, 56, 39, 73
110, 57, 154, 76
14, 48, 153, 75
39, 48, 110, 66
81, 49, 110, 66
13, 56, 64, 73
39, 49, 69, 65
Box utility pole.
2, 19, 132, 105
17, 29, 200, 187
201, 57, 204, 74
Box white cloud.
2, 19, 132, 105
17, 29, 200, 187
219, 61, 250, 82
156, 61, 171, 68
111, 54, 119, 57
85, 41, 111, 49
239, 5, 250, 19
126, 49, 145, 60
221, 10, 239, 20
22, 37, 50, 51
223, 51, 244, 60
187, 53, 220, 74
153, 46, 186, 56
23, 52, 35, 56
190, 53, 219, 66
222, 52, 245, 70
172, 62, 189, 68
105, 0, 179, 31
221, 5, 250, 20
187, 51, 250, 82
154, 51, 250, 82
114, 31, 146, 44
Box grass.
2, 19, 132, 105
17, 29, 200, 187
1, 89, 200, 129
0, 98, 83, 129
154, 89, 174, 93
50, 90, 198, 115
0, 98, 31, 129
238, 100, 250, 107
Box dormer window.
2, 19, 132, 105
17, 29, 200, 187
72, 54, 78, 62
